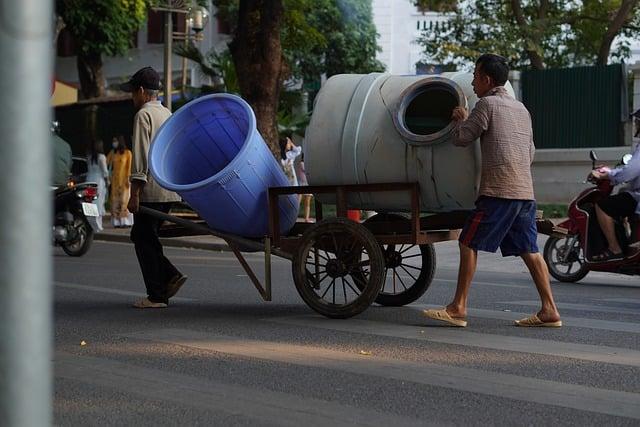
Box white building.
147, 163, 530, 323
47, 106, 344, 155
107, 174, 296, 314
372, 0, 449, 75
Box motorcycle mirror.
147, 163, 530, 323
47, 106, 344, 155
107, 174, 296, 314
590, 150, 598, 169
622, 153, 632, 165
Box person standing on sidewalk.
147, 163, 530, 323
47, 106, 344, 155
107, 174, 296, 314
121, 67, 187, 309
423, 54, 561, 328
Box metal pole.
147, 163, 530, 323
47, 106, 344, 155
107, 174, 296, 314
164, 11, 173, 110
181, 14, 189, 98
0, 1, 53, 426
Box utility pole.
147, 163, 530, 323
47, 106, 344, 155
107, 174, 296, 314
0, 1, 53, 426
164, 10, 173, 110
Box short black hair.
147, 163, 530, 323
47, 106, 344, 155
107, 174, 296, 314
476, 54, 509, 86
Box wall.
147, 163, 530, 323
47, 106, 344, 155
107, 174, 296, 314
532, 147, 631, 204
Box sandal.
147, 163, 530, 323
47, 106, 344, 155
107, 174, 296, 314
591, 249, 623, 262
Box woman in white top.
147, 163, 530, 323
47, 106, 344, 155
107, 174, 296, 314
86, 140, 109, 232
279, 136, 302, 186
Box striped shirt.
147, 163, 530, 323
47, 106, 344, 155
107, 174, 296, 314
451, 86, 536, 201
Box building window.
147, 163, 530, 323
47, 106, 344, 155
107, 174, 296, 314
147, 11, 186, 44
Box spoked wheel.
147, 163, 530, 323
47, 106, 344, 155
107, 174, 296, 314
543, 235, 589, 283
360, 213, 436, 306
292, 218, 385, 319
61, 217, 94, 257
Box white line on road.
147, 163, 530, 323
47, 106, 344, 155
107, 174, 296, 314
501, 300, 640, 315
55, 351, 431, 427
120, 329, 640, 420
413, 304, 640, 334
268, 316, 640, 368
602, 298, 640, 305
433, 278, 528, 289
54, 282, 197, 302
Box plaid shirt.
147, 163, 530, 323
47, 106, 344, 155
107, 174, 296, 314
452, 86, 536, 201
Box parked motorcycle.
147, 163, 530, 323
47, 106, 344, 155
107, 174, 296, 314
541, 150, 640, 282
53, 182, 99, 256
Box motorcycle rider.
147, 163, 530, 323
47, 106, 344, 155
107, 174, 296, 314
591, 110, 640, 260
51, 121, 72, 186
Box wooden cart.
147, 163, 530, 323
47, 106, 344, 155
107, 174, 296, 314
143, 182, 467, 319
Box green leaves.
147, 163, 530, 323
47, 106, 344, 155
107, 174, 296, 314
416, 0, 640, 70
58, 0, 150, 57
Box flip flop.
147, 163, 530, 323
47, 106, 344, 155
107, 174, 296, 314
422, 308, 467, 327
132, 298, 168, 309
591, 249, 623, 262
514, 314, 562, 328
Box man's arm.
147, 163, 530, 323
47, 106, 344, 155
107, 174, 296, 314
128, 112, 150, 213
450, 100, 490, 147
606, 149, 640, 185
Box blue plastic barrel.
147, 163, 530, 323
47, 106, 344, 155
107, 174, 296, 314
149, 94, 299, 238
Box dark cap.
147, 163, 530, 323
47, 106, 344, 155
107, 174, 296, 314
632, 109, 640, 119
119, 66, 162, 92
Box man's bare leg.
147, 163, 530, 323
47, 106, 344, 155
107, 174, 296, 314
520, 252, 561, 323
595, 204, 622, 254
445, 242, 478, 318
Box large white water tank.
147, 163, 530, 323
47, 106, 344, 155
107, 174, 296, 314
304, 72, 515, 212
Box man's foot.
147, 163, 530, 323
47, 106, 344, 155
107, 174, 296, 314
166, 274, 188, 299
422, 308, 467, 327
592, 248, 623, 262
132, 297, 168, 309
515, 313, 562, 327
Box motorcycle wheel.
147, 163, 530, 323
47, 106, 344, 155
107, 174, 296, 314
61, 217, 94, 257
543, 236, 589, 283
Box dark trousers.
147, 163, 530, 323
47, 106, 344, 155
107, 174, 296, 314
130, 202, 180, 304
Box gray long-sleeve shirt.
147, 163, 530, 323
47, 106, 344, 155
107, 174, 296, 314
608, 141, 640, 214
130, 100, 180, 203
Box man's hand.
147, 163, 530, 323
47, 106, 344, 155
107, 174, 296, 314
127, 193, 139, 214
128, 180, 143, 214
451, 106, 468, 122
590, 169, 609, 181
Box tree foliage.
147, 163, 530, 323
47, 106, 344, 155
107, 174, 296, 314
56, 0, 151, 98
57, 0, 148, 57
213, 0, 384, 83
416, 0, 640, 70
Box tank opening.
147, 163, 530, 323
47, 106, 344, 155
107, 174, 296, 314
404, 85, 459, 135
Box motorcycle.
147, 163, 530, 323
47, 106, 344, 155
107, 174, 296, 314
53, 182, 99, 256
540, 150, 640, 282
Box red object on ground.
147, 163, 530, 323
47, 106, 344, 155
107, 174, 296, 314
346, 209, 361, 222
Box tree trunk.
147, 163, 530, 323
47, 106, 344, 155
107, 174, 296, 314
596, 0, 639, 66
77, 51, 104, 99
229, 0, 284, 159
510, 0, 546, 70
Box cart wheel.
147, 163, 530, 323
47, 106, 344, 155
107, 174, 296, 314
359, 213, 436, 306
292, 218, 385, 319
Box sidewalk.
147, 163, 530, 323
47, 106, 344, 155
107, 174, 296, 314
94, 216, 230, 252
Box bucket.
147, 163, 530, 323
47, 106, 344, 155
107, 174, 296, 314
149, 94, 299, 238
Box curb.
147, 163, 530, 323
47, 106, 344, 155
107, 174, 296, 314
94, 232, 230, 252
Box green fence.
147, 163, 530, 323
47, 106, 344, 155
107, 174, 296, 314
521, 64, 626, 149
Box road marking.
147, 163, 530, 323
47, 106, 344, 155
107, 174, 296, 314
54, 282, 197, 302
501, 300, 640, 315
55, 351, 430, 427
413, 304, 640, 334
602, 298, 640, 305
267, 315, 640, 368
433, 278, 528, 289
120, 329, 640, 420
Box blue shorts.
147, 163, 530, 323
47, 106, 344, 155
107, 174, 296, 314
459, 196, 539, 257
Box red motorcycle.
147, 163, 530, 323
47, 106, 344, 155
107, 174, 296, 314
541, 150, 640, 282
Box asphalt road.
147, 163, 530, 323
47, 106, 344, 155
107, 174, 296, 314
53, 237, 640, 426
